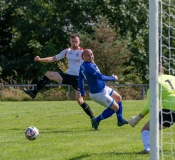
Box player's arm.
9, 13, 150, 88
94, 72, 117, 81
88, 65, 117, 81
128, 89, 150, 128
78, 67, 86, 97
34, 49, 67, 63
34, 56, 57, 63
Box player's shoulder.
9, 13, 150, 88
86, 62, 97, 71
159, 74, 175, 79
66, 47, 84, 54
70, 47, 83, 51
81, 62, 93, 68
79, 47, 84, 51
78, 47, 84, 55
58, 48, 70, 54
158, 74, 175, 84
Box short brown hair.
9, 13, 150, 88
70, 33, 79, 39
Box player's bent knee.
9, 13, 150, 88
116, 94, 122, 101
75, 96, 84, 105
119, 95, 122, 101
45, 71, 53, 78
112, 92, 122, 102
45, 71, 62, 82
110, 104, 119, 111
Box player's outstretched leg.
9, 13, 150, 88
116, 101, 128, 127
91, 108, 115, 130
91, 117, 99, 130
80, 102, 94, 118
23, 88, 36, 99
80, 102, 95, 127
23, 76, 49, 99
117, 119, 128, 126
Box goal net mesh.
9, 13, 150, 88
159, 0, 175, 159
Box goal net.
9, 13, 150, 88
150, 0, 175, 159
159, 0, 175, 159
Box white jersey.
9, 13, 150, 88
55, 47, 84, 76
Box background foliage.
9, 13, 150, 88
0, 0, 149, 85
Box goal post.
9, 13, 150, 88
149, 0, 159, 159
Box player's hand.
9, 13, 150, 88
112, 74, 118, 81
128, 115, 142, 128
34, 56, 41, 62
81, 93, 86, 97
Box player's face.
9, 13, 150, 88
84, 50, 94, 62
70, 37, 80, 49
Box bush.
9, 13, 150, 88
0, 85, 147, 101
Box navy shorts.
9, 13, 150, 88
159, 109, 175, 127
59, 73, 79, 91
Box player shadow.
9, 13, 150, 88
68, 152, 143, 160
38, 128, 95, 133
10, 128, 25, 131
68, 154, 91, 160
9, 128, 96, 133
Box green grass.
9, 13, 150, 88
0, 100, 174, 160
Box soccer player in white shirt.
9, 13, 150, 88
23, 33, 95, 124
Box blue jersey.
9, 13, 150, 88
79, 61, 115, 96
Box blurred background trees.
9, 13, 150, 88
0, 0, 149, 85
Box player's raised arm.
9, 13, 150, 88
112, 74, 118, 81
88, 66, 117, 82
34, 55, 57, 63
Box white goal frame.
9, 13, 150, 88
149, 0, 159, 160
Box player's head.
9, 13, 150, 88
82, 49, 94, 62
159, 62, 164, 74
70, 33, 80, 49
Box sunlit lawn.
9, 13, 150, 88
0, 100, 174, 160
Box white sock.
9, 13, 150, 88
141, 130, 150, 151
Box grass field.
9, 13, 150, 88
0, 100, 174, 160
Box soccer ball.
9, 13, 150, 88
24, 126, 39, 141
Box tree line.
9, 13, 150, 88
0, 0, 153, 85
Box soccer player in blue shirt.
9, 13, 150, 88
79, 49, 128, 130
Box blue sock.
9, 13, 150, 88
96, 108, 115, 122
116, 101, 123, 122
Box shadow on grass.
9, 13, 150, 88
67, 151, 147, 160
38, 128, 95, 133
68, 154, 91, 160
10, 127, 94, 131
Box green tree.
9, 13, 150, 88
0, 1, 69, 84
80, 18, 142, 84
0, 0, 149, 84
102, 0, 149, 83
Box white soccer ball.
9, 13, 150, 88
24, 126, 39, 141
